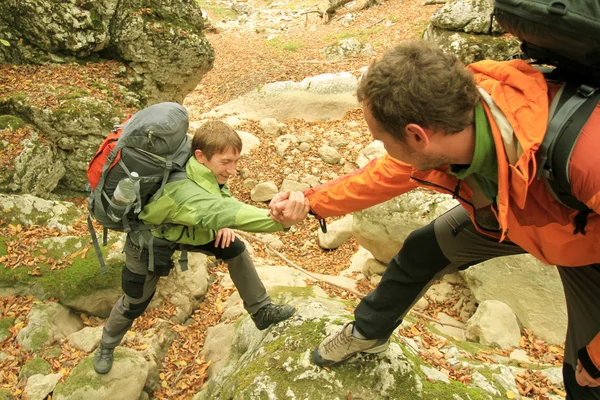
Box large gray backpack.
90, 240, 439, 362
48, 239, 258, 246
87, 102, 191, 272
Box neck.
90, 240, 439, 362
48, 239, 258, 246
439, 124, 476, 165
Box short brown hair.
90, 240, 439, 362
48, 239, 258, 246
191, 120, 242, 160
356, 40, 480, 139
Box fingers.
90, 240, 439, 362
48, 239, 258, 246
576, 360, 600, 387
215, 229, 234, 248
268, 192, 290, 215
215, 229, 223, 248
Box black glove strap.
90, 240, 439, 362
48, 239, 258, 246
578, 346, 600, 380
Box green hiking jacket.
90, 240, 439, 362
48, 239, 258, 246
139, 156, 283, 245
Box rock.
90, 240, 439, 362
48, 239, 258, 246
19, 356, 52, 380
53, 347, 149, 400
426, 281, 455, 303
260, 118, 285, 137
466, 300, 521, 349
492, 365, 522, 400
17, 302, 83, 352
298, 142, 311, 152
430, 0, 503, 34
153, 253, 210, 323
432, 312, 466, 341
0, 194, 82, 232
423, 25, 521, 66
24, 373, 63, 400
356, 141, 387, 168
250, 181, 278, 202
212, 72, 359, 121
280, 179, 310, 193
317, 215, 353, 249
243, 178, 257, 190
317, 145, 341, 164
195, 293, 498, 400
201, 323, 236, 378
237, 130, 260, 155
259, 234, 285, 250
461, 254, 567, 344
66, 326, 104, 353
323, 37, 376, 59
509, 349, 530, 363
274, 134, 299, 157
353, 191, 459, 264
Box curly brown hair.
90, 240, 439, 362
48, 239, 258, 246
356, 40, 480, 140
191, 120, 242, 160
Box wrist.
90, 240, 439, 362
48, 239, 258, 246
578, 346, 600, 381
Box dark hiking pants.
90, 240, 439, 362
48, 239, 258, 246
102, 232, 270, 349
353, 205, 600, 399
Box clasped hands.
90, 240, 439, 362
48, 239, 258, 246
268, 191, 310, 228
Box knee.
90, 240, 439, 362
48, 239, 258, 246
121, 267, 146, 299
221, 238, 246, 260
395, 224, 449, 278
123, 293, 154, 319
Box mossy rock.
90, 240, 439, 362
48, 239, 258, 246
198, 294, 498, 400
0, 233, 122, 303
0, 388, 13, 400
19, 355, 52, 379
423, 25, 521, 65
0, 317, 14, 341
0, 115, 24, 130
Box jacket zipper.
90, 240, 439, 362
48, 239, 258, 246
410, 176, 501, 234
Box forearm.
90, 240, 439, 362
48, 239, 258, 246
304, 155, 417, 218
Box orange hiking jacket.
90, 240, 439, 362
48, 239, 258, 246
304, 59, 600, 375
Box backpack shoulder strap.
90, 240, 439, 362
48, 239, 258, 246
536, 82, 600, 234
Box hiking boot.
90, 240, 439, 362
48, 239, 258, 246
251, 303, 296, 330
93, 343, 114, 374
311, 321, 389, 367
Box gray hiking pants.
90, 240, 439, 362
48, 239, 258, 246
101, 232, 270, 349
353, 206, 600, 399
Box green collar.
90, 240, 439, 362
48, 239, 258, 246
449, 102, 498, 201
186, 157, 231, 196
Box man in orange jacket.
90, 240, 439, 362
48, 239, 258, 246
271, 40, 600, 398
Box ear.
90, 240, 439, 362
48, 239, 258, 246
405, 123, 431, 150
194, 149, 206, 164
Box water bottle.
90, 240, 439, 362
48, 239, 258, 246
107, 172, 140, 222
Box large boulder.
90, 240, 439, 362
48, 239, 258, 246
423, 0, 521, 65
210, 72, 359, 121
0, 0, 214, 105
461, 255, 567, 344
0, 0, 215, 194
195, 290, 500, 400
352, 191, 459, 264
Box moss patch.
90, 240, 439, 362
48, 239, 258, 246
53, 350, 144, 395
0, 234, 122, 302
0, 316, 14, 340
0, 115, 24, 130
19, 355, 52, 379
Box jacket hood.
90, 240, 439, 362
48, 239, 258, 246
468, 59, 549, 155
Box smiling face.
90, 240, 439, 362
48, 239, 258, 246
195, 147, 241, 185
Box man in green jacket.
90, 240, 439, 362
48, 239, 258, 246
94, 120, 309, 374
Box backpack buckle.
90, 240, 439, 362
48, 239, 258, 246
577, 84, 597, 98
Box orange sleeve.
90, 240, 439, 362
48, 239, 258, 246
303, 155, 417, 218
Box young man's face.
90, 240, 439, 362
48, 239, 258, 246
195, 148, 241, 185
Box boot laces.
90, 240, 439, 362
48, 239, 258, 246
323, 326, 352, 353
